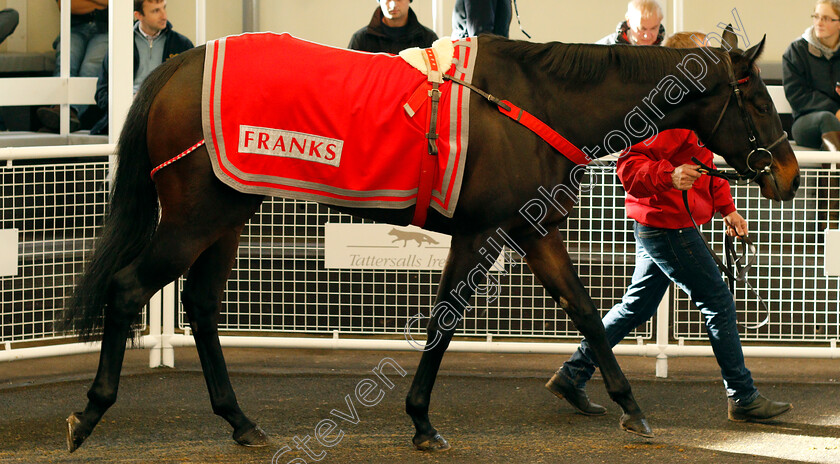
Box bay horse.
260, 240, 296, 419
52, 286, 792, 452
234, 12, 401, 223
63, 29, 799, 453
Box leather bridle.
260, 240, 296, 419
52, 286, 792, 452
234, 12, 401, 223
683, 57, 790, 330
703, 56, 788, 186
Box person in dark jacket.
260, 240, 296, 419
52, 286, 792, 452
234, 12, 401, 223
783, 0, 840, 150
348, 0, 438, 54
597, 0, 665, 46
452, 0, 511, 39
90, 0, 193, 135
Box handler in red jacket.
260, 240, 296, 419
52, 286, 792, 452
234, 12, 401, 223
545, 32, 792, 425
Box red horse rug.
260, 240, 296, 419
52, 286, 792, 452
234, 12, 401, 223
201, 32, 478, 219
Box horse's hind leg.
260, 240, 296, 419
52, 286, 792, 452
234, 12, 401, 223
67, 221, 215, 451
181, 227, 268, 447
520, 230, 653, 437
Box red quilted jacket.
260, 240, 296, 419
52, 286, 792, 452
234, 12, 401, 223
617, 129, 737, 229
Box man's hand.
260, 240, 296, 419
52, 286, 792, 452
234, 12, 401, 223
671, 164, 702, 190
723, 211, 748, 237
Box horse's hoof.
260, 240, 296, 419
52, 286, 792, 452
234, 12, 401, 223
66, 412, 88, 453
620, 413, 654, 438
413, 432, 451, 452
233, 425, 270, 447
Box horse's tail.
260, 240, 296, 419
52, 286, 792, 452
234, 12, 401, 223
63, 55, 190, 341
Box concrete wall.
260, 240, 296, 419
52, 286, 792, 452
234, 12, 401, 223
256, 0, 817, 64
5, 0, 824, 64
2, 0, 61, 53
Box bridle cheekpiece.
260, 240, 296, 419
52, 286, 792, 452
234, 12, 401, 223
703, 56, 788, 185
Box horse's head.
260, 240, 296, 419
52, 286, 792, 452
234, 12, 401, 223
694, 29, 800, 202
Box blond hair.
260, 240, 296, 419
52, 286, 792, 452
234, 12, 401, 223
817, 0, 840, 18
626, 0, 664, 21
663, 31, 706, 49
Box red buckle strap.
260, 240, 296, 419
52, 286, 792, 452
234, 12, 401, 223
497, 101, 591, 166
403, 82, 432, 117
403, 47, 446, 228
443, 74, 592, 167
413, 150, 437, 227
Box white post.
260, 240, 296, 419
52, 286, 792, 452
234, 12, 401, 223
108, 0, 134, 146
196, 0, 207, 45
672, 0, 684, 34
655, 286, 671, 378
161, 282, 177, 367
148, 289, 162, 368
432, 0, 445, 38
59, 0, 70, 135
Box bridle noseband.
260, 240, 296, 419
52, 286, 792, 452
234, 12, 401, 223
704, 57, 788, 185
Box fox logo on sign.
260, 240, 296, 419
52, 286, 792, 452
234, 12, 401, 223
388, 228, 440, 247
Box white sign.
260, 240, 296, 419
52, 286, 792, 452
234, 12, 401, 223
825, 229, 840, 277
326, 224, 452, 270
0, 229, 19, 277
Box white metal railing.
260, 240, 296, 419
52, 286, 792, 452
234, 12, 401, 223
1, 0, 837, 373
0, 77, 97, 106
2, 153, 837, 377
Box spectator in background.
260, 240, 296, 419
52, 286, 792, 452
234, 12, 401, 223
597, 0, 665, 46
90, 0, 192, 135
0, 8, 19, 44
349, 0, 437, 54
39, 0, 109, 132
545, 31, 792, 426
452, 0, 511, 39
783, 0, 840, 150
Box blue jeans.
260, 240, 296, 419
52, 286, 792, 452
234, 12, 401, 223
791, 110, 840, 149
562, 223, 759, 403
53, 22, 108, 115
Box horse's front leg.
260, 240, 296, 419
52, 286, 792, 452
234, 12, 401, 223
406, 234, 486, 451
521, 229, 653, 437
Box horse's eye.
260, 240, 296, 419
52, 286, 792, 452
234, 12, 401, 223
757, 104, 771, 114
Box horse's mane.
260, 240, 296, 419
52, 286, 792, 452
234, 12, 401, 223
486, 36, 720, 84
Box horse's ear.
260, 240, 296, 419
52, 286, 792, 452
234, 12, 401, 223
743, 35, 766, 64
721, 24, 739, 51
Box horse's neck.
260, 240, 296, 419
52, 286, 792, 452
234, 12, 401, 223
480, 39, 728, 157
557, 53, 727, 155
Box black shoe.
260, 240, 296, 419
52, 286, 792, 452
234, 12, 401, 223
37, 105, 80, 132
545, 371, 607, 416
728, 394, 791, 422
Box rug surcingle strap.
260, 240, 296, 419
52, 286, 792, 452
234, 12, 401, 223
406, 48, 445, 228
